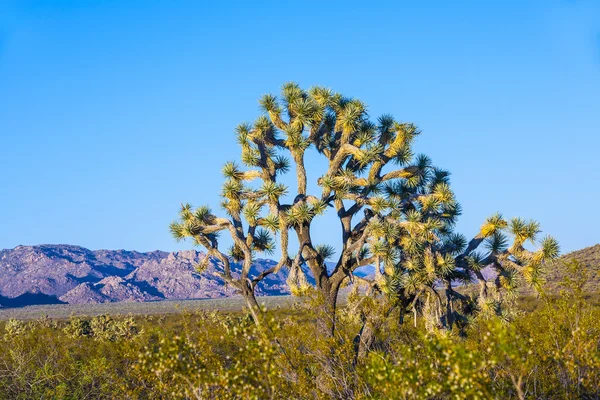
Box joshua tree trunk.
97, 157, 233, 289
353, 320, 376, 365
444, 280, 455, 329
353, 303, 398, 364
314, 276, 344, 337
239, 283, 264, 328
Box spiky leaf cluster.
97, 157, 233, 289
171, 83, 559, 332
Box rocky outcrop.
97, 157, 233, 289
59, 276, 162, 304
0, 245, 291, 306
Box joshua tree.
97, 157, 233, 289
170, 83, 559, 339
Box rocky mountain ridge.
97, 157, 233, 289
0, 244, 290, 307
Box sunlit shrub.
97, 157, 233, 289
0, 280, 597, 399
3, 318, 27, 337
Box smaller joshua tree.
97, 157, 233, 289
170, 83, 559, 345
350, 211, 560, 359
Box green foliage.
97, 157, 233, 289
63, 317, 92, 338
3, 319, 27, 336
0, 282, 597, 399
63, 315, 139, 341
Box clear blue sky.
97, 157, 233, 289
1, 0, 598, 255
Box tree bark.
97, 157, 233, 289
353, 319, 376, 366
353, 304, 397, 365
241, 284, 263, 329
315, 277, 342, 338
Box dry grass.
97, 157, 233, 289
0, 295, 297, 320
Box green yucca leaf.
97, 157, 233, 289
383, 222, 400, 241
182, 220, 202, 237
485, 231, 509, 254
286, 203, 313, 225
480, 213, 507, 237
228, 244, 245, 262
310, 200, 328, 216
242, 202, 261, 224
392, 145, 413, 166
334, 169, 357, 188
400, 235, 422, 257
308, 86, 333, 107
423, 218, 444, 232
445, 232, 467, 255
540, 235, 560, 261
419, 195, 441, 212
193, 205, 214, 224
370, 197, 388, 213
253, 228, 275, 254
436, 253, 456, 276
241, 148, 261, 167
404, 258, 421, 272
259, 181, 287, 202
369, 241, 388, 257
179, 203, 194, 222
318, 175, 335, 191
290, 97, 320, 124
194, 257, 211, 274
465, 252, 485, 272
509, 217, 527, 238
424, 251, 436, 273
499, 269, 519, 296
415, 154, 432, 170
381, 247, 399, 265
358, 245, 371, 260
338, 102, 364, 133
400, 272, 424, 294
432, 182, 454, 203
524, 220, 541, 242
522, 263, 544, 290
316, 244, 336, 261
440, 202, 462, 220
222, 161, 243, 180
377, 115, 395, 147
221, 179, 244, 200
253, 115, 273, 134
333, 185, 350, 200
281, 82, 304, 104
259, 213, 280, 233
283, 126, 310, 151
431, 168, 451, 185
383, 181, 406, 199
353, 129, 375, 148
330, 93, 349, 112
404, 172, 424, 189
398, 122, 420, 137
259, 93, 280, 113
169, 222, 186, 241
356, 144, 383, 168
273, 155, 290, 174
235, 122, 252, 137
368, 219, 385, 237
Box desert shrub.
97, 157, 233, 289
3, 319, 27, 337
0, 323, 141, 399
137, 314, 291, 399
0, 288, 597, 399
63, 317, 92, 338
360, 332, 494, 399
62, 315, 139, 341
89, 314, 139, 341
34, 315, 59, 329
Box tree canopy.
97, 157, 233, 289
171, 82, 559, 336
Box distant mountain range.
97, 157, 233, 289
0, 245, 291, 307
1, 244, 598, 308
